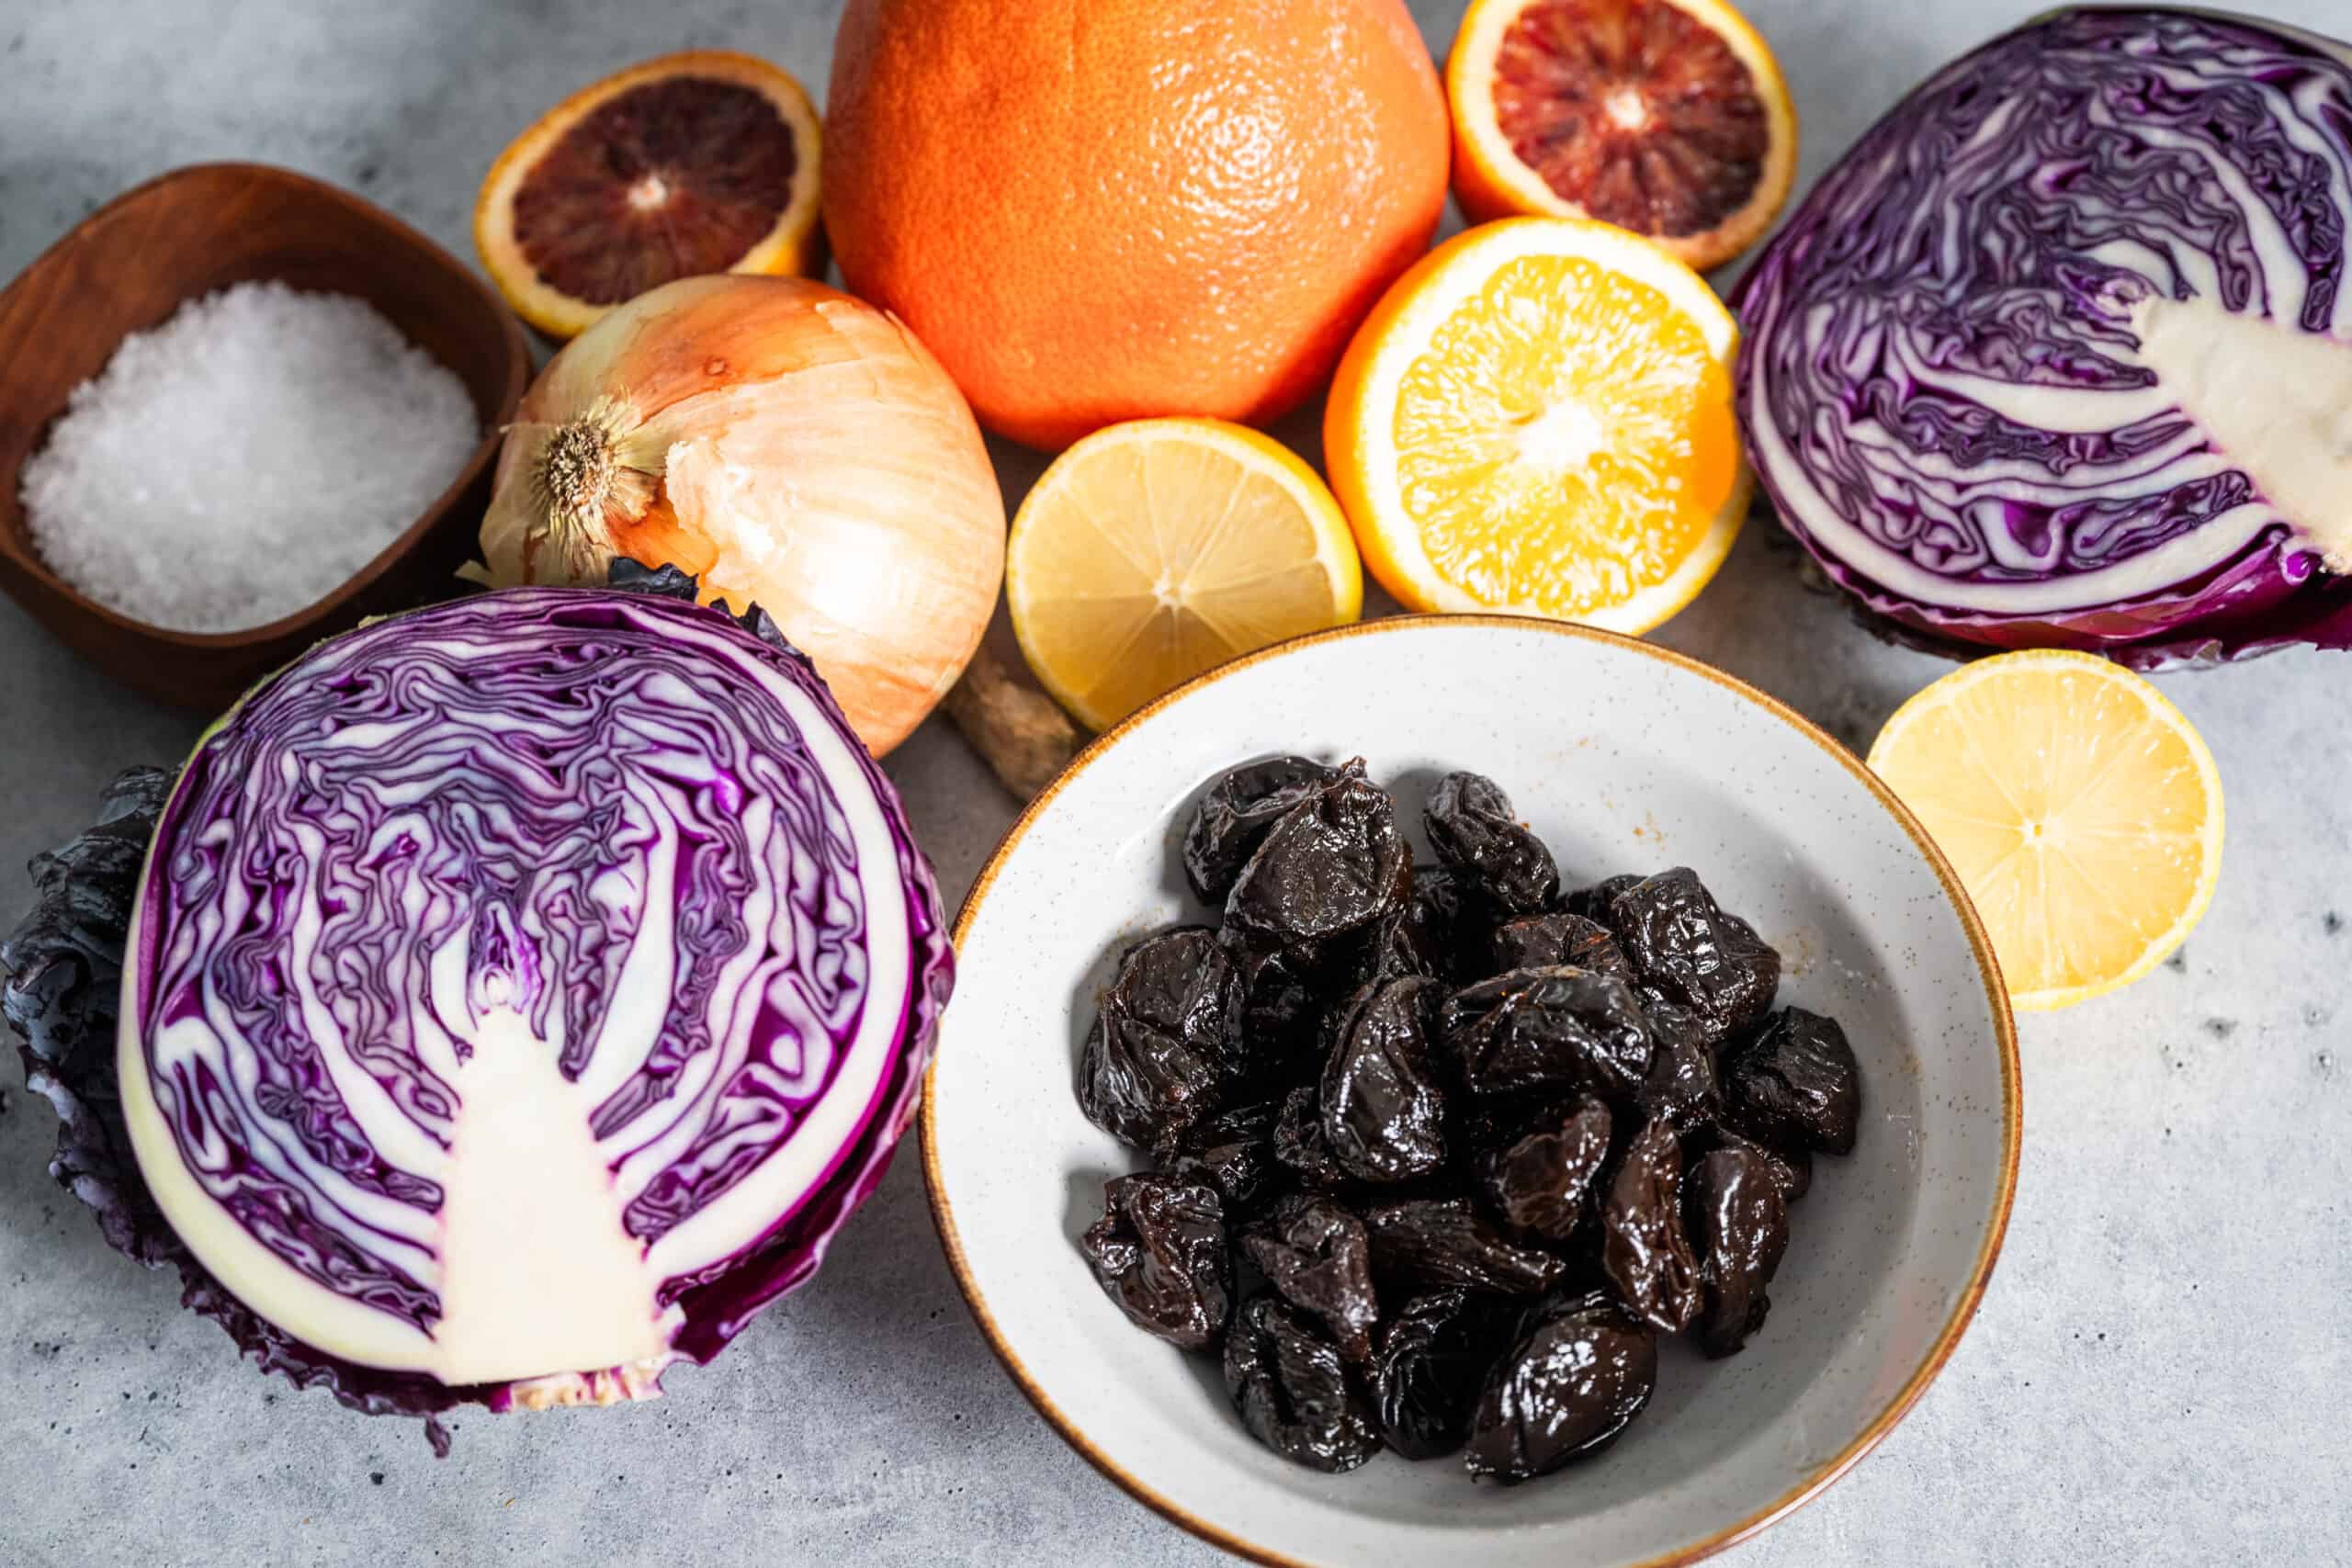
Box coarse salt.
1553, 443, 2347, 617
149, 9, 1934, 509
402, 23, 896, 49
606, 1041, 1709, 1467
21, 280, 480, 634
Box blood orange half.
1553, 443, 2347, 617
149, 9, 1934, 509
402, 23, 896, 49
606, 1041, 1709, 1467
475, 51, 822, 340
1447, 0, 1796, 274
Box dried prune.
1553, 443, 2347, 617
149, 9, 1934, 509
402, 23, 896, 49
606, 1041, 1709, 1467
1486, 911, 1632, 983
1425, 772, 1559, 915
1687, 1145, 1790, 1359
1363, 1197, 1566, 1296
1182, 755, 1340, 906
1704, 1124, 1812, 1204
1273, 1083, 1350, 1191
1563, 873, 1642, 922
1227, 938, 1329, 1070
1635, 999, 1723, 1130
1369, 1288, 1514, 1460
1077, 1174, 1233, 1350
1358, 908, 1439, 987
1721, 1008, 1861, 1156
1464, 1291, 1656, 1483
1403, 863, 1480, 980
1240, 1192, 1380, 1361
1224, 761, 1411, 949
1600, 1119, 1702, 1333
1440, 966, 1653, 1100
1078, 928, 1244, 1154
1169, 1099, 1283, 1214
1605, 869, 1781, 1043
1477, 1098, 1611, 1243
1224, 1292, 1383, 1473
1321, 976, 1447, 1183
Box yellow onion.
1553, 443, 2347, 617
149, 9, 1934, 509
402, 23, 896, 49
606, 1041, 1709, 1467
475, 274, 1005, 755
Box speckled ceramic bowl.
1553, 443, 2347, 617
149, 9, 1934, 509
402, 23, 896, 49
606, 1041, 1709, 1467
923, 615, 2019, 1568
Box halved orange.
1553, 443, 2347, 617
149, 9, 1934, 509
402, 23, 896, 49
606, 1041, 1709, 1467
475, 51, 822, 340
1447, 0, 1797, 274
1325, 216, 1746, 632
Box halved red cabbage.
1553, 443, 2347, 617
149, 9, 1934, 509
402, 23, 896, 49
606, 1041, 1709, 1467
1732, 7, 2352, 669
77, 582, 948, 1424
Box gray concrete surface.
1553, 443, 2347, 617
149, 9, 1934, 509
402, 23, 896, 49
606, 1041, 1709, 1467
1, 1, 2346, 1563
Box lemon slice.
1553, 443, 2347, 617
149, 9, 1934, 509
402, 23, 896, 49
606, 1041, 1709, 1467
1868, 650, 2225, 1012
1007, 418, 1363, 731
1325, 216, 1747, 633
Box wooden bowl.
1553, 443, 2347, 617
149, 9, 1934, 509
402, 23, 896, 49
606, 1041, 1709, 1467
0, 163, 530, 709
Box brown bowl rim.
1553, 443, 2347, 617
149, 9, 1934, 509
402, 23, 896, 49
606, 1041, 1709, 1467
0, 160, 530, 649
919, 612, 2024, 1568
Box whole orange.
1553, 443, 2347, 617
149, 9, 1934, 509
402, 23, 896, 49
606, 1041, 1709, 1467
822, 0, 1450, 450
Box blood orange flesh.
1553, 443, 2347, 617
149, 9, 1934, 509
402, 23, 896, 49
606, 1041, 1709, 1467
512, 77, 800, 305
1492, 0, 1769, 238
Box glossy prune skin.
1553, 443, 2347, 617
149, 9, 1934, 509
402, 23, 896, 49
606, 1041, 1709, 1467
1634, 999, 1724, 1131
1224, 1292, 1384, 1473
1425, 772, 1560, 916
1240, 1192, 1380, 1361
1363, 1196, 1567, 1297
1224, 761, 1412, 950
1077, 928, 1244, 1154
1700, 1123, 1812, 1205
1688, 1145, 1791, 1358
1722, 1008, 1861, 1156
1402, 863, 1482, 981
1464, 1291, 1657, 1483
1605, 869, 1781, 1043
1440, 966, 1654, 1100
1370, 1287, 1514, 1460
1600, 1119, 1702, 1333
1486, 911, 1632, 983
1182, 755, 1340, 906
1477, 1098, 1612, 1243
1077, 1174, 1232, 1350
1563, 874, 1642, 922
1169, 1099, 1283, 1214
1273, 1083, 1351, 1192
1321, 976, 1448, 1184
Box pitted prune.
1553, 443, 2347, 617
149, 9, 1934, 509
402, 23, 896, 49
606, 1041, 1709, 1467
1182, 755, 1340, 905
1224, 1292, 1383, 1473
1077, 928, 1244, 1154
1363, 1196, 1566, 1296
1240, 1192, 1380, 1361
1635, 999, 1723, 1130
1605, 869, 1781, 1043
1077, 1174, 1233, 1349
1224, 761, 1411, 949
1687, 1145, 1790, 1358
1702, 1123, 1813, 1204
1403, 863, 1481, 980
1600, 1119, 1702, 1333
1440, 966, 1653, 1100
1563, 874, 1642, 922
1721, 1008, 1861, 1156
1476, 1098, 1611, 1243
1369, 1287, 1515, 1460
1464, 1291, 1656, 1483
1169, 1099, 1283, 1214
1321, 976, 1447, 1183
1486, 911, 1632, 982
1273, 1083, 1350, 1191
1424, 772, 1559, 915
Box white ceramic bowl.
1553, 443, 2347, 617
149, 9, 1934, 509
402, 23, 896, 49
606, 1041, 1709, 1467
923, 616, 2018, 1568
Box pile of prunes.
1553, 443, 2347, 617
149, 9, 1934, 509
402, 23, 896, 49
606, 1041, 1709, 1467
1073, 757, 1862, 1483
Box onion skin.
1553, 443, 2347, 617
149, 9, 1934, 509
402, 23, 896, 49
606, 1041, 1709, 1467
478, 275, 1006, 754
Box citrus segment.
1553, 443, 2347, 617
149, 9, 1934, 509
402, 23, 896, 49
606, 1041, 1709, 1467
1009, 420, 1363, 730
1327, 217, 1747, 632
1448, 0, 1797, 273
476, 52, 822, 340
1867, 650, 2225, 1011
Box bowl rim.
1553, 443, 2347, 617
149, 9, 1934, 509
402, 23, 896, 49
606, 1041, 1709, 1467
0, 159, 531, 651
920, 611, 2023, 1568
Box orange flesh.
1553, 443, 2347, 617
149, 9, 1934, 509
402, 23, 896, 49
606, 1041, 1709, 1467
1493, 0, 1768, 237
513, 77, 799, 303
1392, 252, 1738, 615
